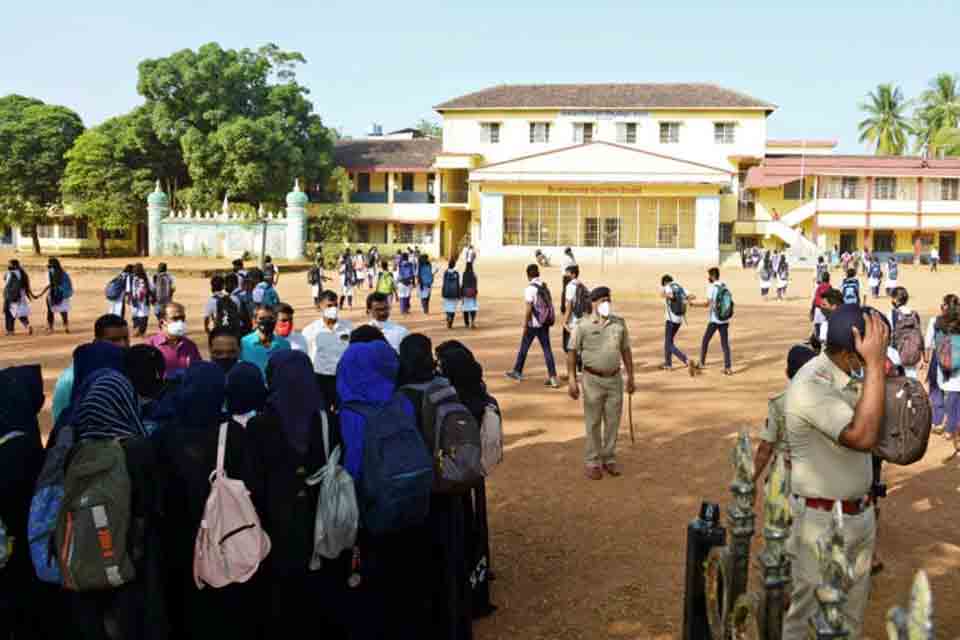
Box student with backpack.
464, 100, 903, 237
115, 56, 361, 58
253, 269, 280, 309
148, 303, 203, 380
228, 272, 255, 335
416, 253, 438, 314
931, 302, 960, 458
152, 262, 176, 322
660, 274, 695, 374
204, 274, 241, 335
0, 365, 49, 640
505, 264, 559, 388
40, 258, 73, 334
811, 273, 833, 345
690, 267, 734, 376
441, 260, 461, 329
262, 254, 279, 288
562, 265, 589, 378
375, 259, 397, 303
336, 339, 433, 639
885, 257, 899, 297
840, 268, 862, 306
105, 264, 133, 319
397, 253, 416, 315
129, 263, 153, 337
461, 262, 479, 329
888, 287, 923, 380
397, 334, 476, 638
154, 362, 265, 640
775, 254, 789, 301
757, 251, 772, 301
338, 251, 356, 310
353, 249, 367, 291
867, 257, 883, 299
924, 294, 959, 436
367, 246, 380, 288
3, 259, 35, 336
308, 255, 326, 307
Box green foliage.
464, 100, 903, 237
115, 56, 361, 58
415, 118, 442, 138
933, 127, 960, 157
137, 42, 333, 210
309, 167, 358, 243
914, 73, 960, 157
858, 84, 913, 155
0, 94, 85, 253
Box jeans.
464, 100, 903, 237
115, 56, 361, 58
420, 295, 430, 314
399, 296, 411, 314
664, 321, 688, 366
512, 325, 557, 378
700, 322, 732, 370
931, 387, 946, 426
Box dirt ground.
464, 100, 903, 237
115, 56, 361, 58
2, 254, 958, 639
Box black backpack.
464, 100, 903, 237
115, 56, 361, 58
343, 259, 356, 286
442, 270, 460, 299
215, 295, 242, 333
841, 278, 861, 305
307, 266, 320, 285
5, 272, 23, 301
668, 283, 687, 317
571, 282, 592, 319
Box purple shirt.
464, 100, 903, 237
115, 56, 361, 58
147, 333, 202, 378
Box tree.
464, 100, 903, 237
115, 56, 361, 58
310, 167, 357, 243
62, 114, 159, 257
858, 84, 912, 155
137, 42, 333, 210
932, 127, 960, 156
415, 118, 442, 138
914, 73, 960, 157
0, 95, 84, 254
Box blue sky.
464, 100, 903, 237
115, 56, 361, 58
1, 0, 956, 152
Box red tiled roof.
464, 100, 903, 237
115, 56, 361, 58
746, 156, 960, 186
333, 138, 441, 170
766, 139, 838, 147
435, 83, 776, 111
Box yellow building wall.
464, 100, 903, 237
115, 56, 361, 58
440, 208, 470, 259
752, 177, 814, 221
413, 173, 429, 192
720, 194, 738, 223
370, 173, 388, 192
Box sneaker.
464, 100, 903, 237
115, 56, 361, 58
585, 466, 603, 480
545, 377, 559, 389
603, 462, 621, 477
659, 364, 673, 371
505, 371, 523, 381
723, 368, 734, 376
688, 361, 697, 378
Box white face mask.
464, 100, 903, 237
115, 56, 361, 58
166, 320, 187, 337
597, 302, 611, 318
323, 306, 339, 321
369, 319, 383, 329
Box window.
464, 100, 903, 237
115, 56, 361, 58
37, 224, 55, 239
394, 224, 414, 244
874, 177, 897, 200
942, 178, 960, 201
603, 217, 620, 246
357, 173, 371, 193
401, 173, 414, 191
355, 222, 369, 243
873, 230, 895, 253
719, 223, 734, 246
480, 122, 500, 144
657, 224, 678, 247
529, 122, 551, 144
659, 122, 680, 144
616, 122, 637, 144
573, 122, 594, 144
783, 180, 804, 200
841, 177, 860, 199
714, 122, 735, 144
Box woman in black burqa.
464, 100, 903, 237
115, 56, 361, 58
397, 334, 473, 640
154, 361, 262, 640
436, 340, 497, 618
245, 349, 350, 639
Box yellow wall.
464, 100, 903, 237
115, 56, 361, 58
480, 182, 718, 198
753, 177, 814, 221
440, 208, 471, 258
720, 194, 738, 223
370, 173, 388, 192
315, 203, 440, 224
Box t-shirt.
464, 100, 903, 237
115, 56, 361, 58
785, 353, 871, 500
204, 292, 230, 319
524, 278, 545, 328
707, 282, 729, 325
663, 284, 683, 324
302, 318, 354, 375
240, 332, 292, 378
564, 279, 583, 329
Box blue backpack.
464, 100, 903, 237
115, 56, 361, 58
104, 275, 125, 302
60, 273, 74, 300
889, 262, 899, 281
841, 278, 861, 305
28, 424, 75, 584
418, 264, 434, 288
399, 261, 416, 286
343, 394, 433, 536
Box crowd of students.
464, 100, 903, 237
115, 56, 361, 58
0, 297, 499, 639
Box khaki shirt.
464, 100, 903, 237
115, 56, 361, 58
759, 392, 789, 458
572, 314, 629, 373
785, 353, 871, 500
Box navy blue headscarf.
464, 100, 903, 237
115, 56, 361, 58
52, 342, 127, 442
226, 362, 267, 416
265, 350, 322, 455
0, 365, 44, 447
73, 370, 146, 440
173, 362, 226, 430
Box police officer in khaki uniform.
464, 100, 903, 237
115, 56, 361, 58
781, 305, 888, 639
567, 287, 635, 480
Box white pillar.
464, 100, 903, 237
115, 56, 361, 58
147, 181, 169, 256
695, 195, 721, 264
479, 192, 503, 254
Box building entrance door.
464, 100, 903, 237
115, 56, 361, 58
939, 231, 956, 264
839, 231, 858, 255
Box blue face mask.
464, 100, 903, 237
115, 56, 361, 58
848, 353, 865, 381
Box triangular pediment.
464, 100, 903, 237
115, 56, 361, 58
470, 141, 732, 184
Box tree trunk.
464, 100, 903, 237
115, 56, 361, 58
97, 229, 106, 259
30, 226, 41, 255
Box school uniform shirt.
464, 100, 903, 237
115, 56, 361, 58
286, 331, 309, 354
560, 254, 576, 271
707, 282, 730, 325
785, 353, 871, 500
371, 320, 409, 352
663, 285, 684, 325
203, 292, 238, 321
565, 278, 583, 330
930, 248, 939, 261
525, 278, 546, 329
240, 332, 292, 378
130, 277, 152, 318
3, 271, 30, 317
301, 318, 354, 375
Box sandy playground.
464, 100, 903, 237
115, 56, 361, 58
1, 254, 958, 639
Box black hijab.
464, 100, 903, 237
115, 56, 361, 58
0, 365, 44, 447
397, 333, 435, 386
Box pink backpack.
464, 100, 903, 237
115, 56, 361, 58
194, 423, 271, 589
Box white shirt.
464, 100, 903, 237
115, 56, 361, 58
931, 248, 939, 259
663, 284, 684, 324
707, 282, 730, 325
373, 320, 409, 352
286, 331, 309, 354
524, 278, 545, 328
204, 292, 241, 319
302, 318, 354, 375
819, 320, 828, 343
560, 254, 576, 271
564, 279, 582, 329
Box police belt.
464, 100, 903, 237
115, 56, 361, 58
796, 495, 872, 516
583, 366, 620, 378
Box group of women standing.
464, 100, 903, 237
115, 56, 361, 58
0, 324, 495, 640
3, 258, 74, 336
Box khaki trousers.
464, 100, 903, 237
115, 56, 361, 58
782, 498, 876, 639
582, 372, 623, 466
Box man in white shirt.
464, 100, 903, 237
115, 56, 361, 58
689, 267, 733, 375
659, 274, 695, 375
505, 264, 559, 388
930, 246, 940, 272
302, 290, 353, 409
562, 265, 586, 379
366, 291, 409, 352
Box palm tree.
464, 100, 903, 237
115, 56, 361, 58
915, 73, 960, 157
933, 127, 960, 156
858, 84, 913, 155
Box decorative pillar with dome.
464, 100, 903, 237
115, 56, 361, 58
285, 179, 308, 260
147, 181, 169, 256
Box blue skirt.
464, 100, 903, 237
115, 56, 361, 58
443, 298, 459, 313
462, 297, 478, 312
